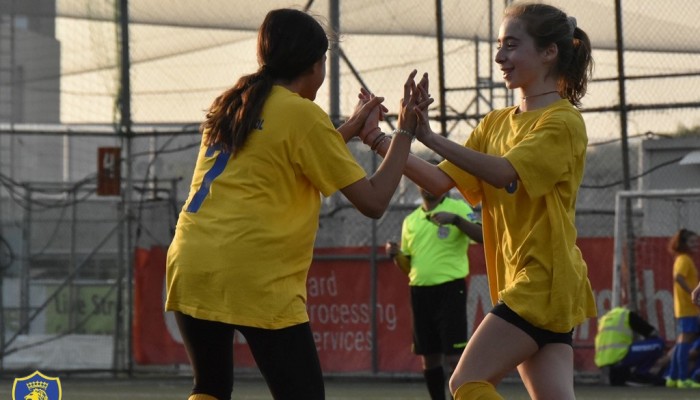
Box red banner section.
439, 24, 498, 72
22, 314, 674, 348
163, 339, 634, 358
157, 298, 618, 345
133, 238, 685, 373
306, 249, 420, 372
133, 246, 188, 364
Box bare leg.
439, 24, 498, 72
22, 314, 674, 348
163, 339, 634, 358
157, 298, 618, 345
448, 313, 538, 394
518, 343, 575, 400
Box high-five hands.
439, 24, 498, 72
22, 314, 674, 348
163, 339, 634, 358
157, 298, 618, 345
357, 88, 386, 143
414, 73, 435, 143
356, 70, 434, 150
341, 87, 387, 142
398, 70, 434, 134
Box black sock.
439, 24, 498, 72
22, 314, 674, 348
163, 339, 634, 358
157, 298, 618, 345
423, 366, 446, 400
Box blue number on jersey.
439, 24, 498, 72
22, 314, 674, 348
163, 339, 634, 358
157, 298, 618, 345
185, 144, 230, 213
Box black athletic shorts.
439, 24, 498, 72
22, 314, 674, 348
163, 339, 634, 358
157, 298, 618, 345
410, 278, 468, 355
491, 301, 573, 349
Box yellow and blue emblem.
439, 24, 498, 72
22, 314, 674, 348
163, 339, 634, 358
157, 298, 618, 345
12, 370, 62, 400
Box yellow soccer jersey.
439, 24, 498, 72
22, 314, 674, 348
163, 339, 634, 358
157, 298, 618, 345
440, 99, 596, 333
166, 85, 366, 329
673, 253, 699, 318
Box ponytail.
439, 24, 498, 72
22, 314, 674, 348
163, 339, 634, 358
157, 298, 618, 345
201, 68, 273, 155
559, 26, 593, 107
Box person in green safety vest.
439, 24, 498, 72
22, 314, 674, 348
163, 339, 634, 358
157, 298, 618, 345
594, 306, 667, 386
385, 159, 483, 400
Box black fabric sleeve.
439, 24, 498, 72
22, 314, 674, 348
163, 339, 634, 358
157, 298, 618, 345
628, 311, 657, 338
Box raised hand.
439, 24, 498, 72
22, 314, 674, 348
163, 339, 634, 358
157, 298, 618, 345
397, 70, 419, 133
339, 87, 387, 142
356, 87, 387, 118
417, 72, 429, 103
693, 283, 700, 306
397, 71, 435, 133
428, 212, 456, 226
414, 75, 436, 143
357, 89, 388, 146
385, 241, 399, 258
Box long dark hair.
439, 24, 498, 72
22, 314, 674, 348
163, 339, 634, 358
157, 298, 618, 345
668, 228, 698, 255
505, 2, 594, 107
201, 8, 330, 154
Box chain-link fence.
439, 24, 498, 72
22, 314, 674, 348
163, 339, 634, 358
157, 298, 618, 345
1, 0, 700, 375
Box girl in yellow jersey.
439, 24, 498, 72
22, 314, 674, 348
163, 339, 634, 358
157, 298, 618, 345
362, 2, 595, 399
165, 8, 431, 400
666, 228, 700, 388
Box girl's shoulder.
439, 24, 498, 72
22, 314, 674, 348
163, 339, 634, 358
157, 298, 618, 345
541, 99, 584, 122
484, 104, 518, 121
271, 86, 324, 113
268, 86, 330, 127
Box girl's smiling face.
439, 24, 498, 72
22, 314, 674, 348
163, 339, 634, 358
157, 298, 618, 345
495, 17, 554, 92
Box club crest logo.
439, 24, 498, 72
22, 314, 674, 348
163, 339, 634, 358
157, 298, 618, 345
505, 180, 518, 194
12, 370, 62, 400
437, 224, 450, 239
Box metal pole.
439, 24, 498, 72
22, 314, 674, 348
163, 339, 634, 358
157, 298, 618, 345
0, 0, 18, 368
370, 154, 379, 374
69, 188, 78, 331
114, 202, 125, 371
329, 0, 340, 126
475, 38, 480, 117
117, 0, 134, 374
435, 0, 447, 136
19, 186, 30, 334
503, 0, 514, 106
612, 192, 623, 308
614, 0, 638, 311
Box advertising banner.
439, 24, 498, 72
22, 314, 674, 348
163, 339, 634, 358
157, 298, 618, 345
133, 238, 680, 373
